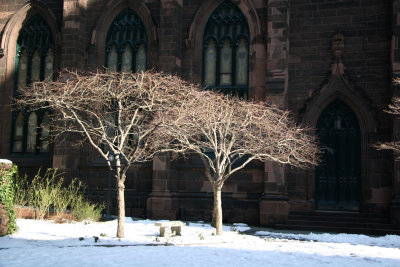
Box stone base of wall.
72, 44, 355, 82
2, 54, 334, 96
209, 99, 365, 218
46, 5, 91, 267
259, 196, 289, 226
288, 200, 314, 211
361, 202, 391, 214
391, 196, 400, 226
147, 193, 177, 220
146, 191, 261, 224
14, 206, 38, 219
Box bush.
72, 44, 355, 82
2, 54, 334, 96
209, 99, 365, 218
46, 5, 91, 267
13, 173, 32, 207
14, 169, 104, 222
0, 164, 18, 234
53, 178, 82, 216
30, 169, 60, 220
71, 195, 104, 222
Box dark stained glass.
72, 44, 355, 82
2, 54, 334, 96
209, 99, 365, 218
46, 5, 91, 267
107, 45, 118, 71
235, 38, 248, 86
26, 112, 38, 153
44, 48, 54, 81
136, 43, 146, 72
31, 50, 41, 82
40, 112, 50, 153
12, 113, 24, 153
121, 44, 133, 72
204, 39, 217, 86
17, 50, 27, 88
220, 40, 232, 85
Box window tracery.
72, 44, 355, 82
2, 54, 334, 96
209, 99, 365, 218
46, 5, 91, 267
202, 1, 249, 98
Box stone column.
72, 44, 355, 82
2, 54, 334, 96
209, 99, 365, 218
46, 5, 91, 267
260, 161, 289, 226
147, 155, 177, 219
52, 0, 88, 174
158, 0, 182, 74
391, 0, 400, 226
61, 0, 87, 69
146, 0, 183, 220
265, 0, 289, 107
260, 0, 290, 226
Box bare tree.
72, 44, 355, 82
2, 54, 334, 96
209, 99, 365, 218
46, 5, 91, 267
375, 81, 400, 156
156, 90, 320, 235
17, 70, 195, 238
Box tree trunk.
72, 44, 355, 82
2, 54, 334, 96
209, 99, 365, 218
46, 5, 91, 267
114, 153, 126, 238
116, 179, 125, 238
211, 207, 216, 228
213, 187, 223, 235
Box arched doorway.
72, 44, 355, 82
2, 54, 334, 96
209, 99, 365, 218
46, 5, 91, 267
315, 99, 361, 211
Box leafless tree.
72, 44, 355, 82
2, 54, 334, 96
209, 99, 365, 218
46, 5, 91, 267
156, 90, 320, 235
17, 70, 195, 238
375, 80, 400, 156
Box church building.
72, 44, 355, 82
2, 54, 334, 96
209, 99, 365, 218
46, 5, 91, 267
0, 0, 399, 233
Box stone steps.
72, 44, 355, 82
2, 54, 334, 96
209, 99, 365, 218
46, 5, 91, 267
275, 211, 400, 236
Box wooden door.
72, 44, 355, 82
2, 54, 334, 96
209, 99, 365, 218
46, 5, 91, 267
315, 100, 361, 211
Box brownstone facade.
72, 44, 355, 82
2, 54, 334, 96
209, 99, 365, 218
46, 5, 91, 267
0, 0, 399, 228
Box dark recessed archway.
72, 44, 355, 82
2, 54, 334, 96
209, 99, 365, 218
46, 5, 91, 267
315, 99, 361, 211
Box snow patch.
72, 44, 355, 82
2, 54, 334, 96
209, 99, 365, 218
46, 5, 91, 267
0, 159, 12, 164
0, 218, 399, 267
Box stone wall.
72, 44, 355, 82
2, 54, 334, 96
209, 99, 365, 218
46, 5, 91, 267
286, 0, 393, 213
147, 155, 264, 224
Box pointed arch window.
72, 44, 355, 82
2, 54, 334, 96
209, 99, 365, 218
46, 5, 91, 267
11, 14, 54, 154
202, 1, 250, 98
105, 8, 148, 72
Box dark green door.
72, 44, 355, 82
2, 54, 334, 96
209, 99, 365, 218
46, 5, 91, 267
315, 100, 361, 211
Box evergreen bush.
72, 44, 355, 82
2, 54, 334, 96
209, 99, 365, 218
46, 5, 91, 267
0, 164, 18, 234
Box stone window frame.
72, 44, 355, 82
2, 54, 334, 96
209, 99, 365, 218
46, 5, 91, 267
187, 0, 264, 100
202, 0, 250, 98
104, 7, 148, 72
11, 14, 54, 155
0, 2, 61, 158
91, 0, 157, 70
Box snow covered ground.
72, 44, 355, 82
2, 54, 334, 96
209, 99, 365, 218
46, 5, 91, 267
0, 218, 399, 267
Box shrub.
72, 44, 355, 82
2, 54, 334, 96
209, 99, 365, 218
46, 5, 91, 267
31, 169, 60, 219
52, 178, 82, 216
71, 195, 104, 222
14, 168, 104, 222
0, 164, 18, 234
13, 173, 33, 207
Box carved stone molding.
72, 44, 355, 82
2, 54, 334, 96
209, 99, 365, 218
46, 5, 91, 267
252, 34, 266, 45
332, 32, 344, 56
331, 32, 345, 76
300, 32, 376, 133
185, 38, 193, 49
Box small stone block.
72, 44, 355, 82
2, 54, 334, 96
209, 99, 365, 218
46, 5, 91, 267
171, 226, 181, 236
159, 227, 167, 237
155, 221, 184, 237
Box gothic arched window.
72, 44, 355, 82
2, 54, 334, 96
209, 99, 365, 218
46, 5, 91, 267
202, 1, 249, 98
105, 8, 147, 72
11, 14, 54, 154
